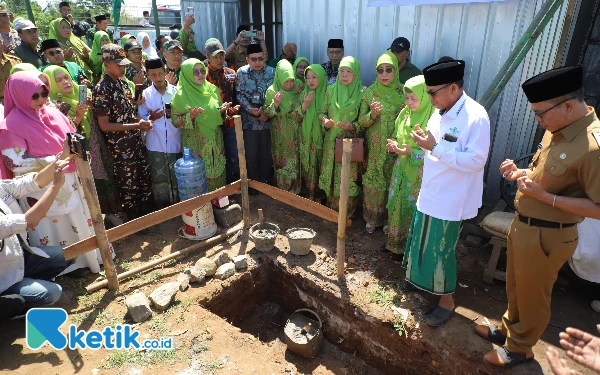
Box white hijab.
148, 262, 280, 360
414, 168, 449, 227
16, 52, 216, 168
137, 32, 159, 59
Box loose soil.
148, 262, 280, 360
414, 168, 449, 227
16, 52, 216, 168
0, 193, 598, 374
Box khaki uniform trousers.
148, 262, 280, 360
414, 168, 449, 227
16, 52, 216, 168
498, 217, 578, 354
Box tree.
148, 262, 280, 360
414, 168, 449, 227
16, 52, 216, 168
4, 0, 111, 39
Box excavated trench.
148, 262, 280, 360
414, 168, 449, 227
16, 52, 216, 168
199, 258, 484, 375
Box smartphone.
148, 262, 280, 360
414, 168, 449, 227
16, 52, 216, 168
134, 84, 143, 101
78, 85, 87, 105
165, 103, 171, 119
443, 133, 458, 143
187, 7, 194, 17
244, 30, 257, 38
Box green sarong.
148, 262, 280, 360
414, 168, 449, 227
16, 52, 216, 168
147, 150, 181, 207
403, 210, 461, 295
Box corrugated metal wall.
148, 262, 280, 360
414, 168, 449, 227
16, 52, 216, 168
180, 0, 241, 53
282, 0, 574, 198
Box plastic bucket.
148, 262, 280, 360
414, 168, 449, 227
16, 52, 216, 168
249, 222, 279, 252
182, 203, 217, 240
285, 228, 316, 256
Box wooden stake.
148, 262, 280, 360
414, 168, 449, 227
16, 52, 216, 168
234, 115, 251, 229
85, 223, 243, 293
63, 181, 241, 260
73, 156, 119, 291
337, 139, 353, 277
258, 208, 264, 227
248, 180, 351, 226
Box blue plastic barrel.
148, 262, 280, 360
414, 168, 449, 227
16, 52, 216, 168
174, 147, 208, 200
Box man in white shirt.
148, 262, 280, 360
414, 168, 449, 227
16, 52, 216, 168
139, 11, 151, 26
0, 158, 73, 320
403, 60, 490, 327
138, 58, 182, 207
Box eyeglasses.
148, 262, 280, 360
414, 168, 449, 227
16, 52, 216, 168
249, 56, 265, 62
532, 97, 576, 119
328, 50, 343, 56
426, 83, 452, 97
46, 49, 63, 57
32, 89, 49, 100
376, 67, 394, 75
193, 69, 206, 76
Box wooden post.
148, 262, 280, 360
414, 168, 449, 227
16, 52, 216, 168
73, 156, 119, 291
86, 223, 243, 293
337, 139, 352, 277
258, 208, 264, 227
234, 115, 251, 229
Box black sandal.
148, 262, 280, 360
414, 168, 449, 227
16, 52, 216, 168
424, 306, 455, 327
475, 325, 506, 346
486, 346, 534, 368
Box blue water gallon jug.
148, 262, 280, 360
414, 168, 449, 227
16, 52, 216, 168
174, 147, 208, 200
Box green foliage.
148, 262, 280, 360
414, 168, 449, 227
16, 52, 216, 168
393, 314, 407, 337
368, 285, 399, 311
5, 0, 111, 39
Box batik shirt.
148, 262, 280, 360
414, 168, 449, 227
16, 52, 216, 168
321, 61, 339, 85
235, 64, 275, 131
207, 63, 237, 127
125, 64, 152, 91
0, 29, 19, 48
92, 73, 140, 143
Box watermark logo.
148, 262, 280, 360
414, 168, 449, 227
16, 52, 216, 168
26, 308, 172, 350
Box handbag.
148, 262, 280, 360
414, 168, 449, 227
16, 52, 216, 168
335, 130, 365, 163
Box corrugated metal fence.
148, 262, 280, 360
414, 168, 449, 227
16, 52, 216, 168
282, 0, 574, 198
180, 0, 241, 54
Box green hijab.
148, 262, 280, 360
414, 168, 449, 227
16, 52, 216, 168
328, 56, 363, 139
121, 34, 135, 46
292, 57, 309, 81
49, 19, 92, 64
43, 65, 93, 136
301, 64, 327, 149
171, 59, 223, 139
91, 31, 109, 67
395, 75, 435, 184
10, 63, 38, 75
370, 52, 404, 106
265, 59, 301, 115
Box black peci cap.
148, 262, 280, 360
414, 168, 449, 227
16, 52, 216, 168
94, 14, 107, 22
246, 43, 263, 55
521, 65, 583, 104
41, 39, 61, 51
59, 1, 70, 8
145, 58, 164, 70
327, 39, 344, 49
423, 60, 465, 86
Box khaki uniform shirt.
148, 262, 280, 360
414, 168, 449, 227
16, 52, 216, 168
227, 45, 247, 71
515, 108, 600, 223
0, 53, 21, 102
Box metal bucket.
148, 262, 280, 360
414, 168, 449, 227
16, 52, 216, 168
285, 228, 316, 256
284, 308, 324, 358
249, 222, 279, 252
181, 203, 217, 240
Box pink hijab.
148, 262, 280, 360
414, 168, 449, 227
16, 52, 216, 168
0, 71, 76, 179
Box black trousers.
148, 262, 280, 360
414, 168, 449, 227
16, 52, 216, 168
243, 128, 273, 184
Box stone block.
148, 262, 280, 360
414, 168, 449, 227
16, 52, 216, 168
148, 282, 179, 311
214, 262, 235, 280
125, 292, 152, 323
195, 257, 217, 276
213, 204, 242, 228
233, 255, 248, 270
